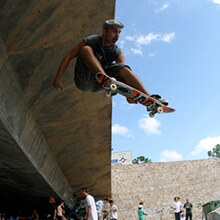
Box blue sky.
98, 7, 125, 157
111, 0, 220, 162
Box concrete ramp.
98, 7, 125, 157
0, 0, 114, 208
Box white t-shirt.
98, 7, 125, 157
85, 195, 98, 220
110, 204, 117, 219
171, 201, 183, 213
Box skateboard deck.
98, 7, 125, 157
96, 72, 175, 117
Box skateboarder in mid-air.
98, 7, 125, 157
53, 19, 168, 105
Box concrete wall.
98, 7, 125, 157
112, 158, 220, 220
0, 0, 115, 208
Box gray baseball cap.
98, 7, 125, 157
103, 20, 124, 29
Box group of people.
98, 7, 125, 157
171, 197, 193, 220
0, 210, 39, 220
79, 187, 117, 220
47, 187, 117, 220
137, 197, 193, 220
1, 194, 194, 220
47, 198, 65, 220
47, 194, 194, 220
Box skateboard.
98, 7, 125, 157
95, 72, 175, 117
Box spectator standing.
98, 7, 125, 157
109, 200, 117, 220
170, 196, 183, 220
138, 205, 147, 220
33, 210, 38, 220
183, 198, 193, 220
47, 197, 56, 220
57, 200, 65, 220
103, 198, 110, 220
80, 187, 97, 220
96, 200, 104, 220
1, 214, 5, 220
71, 203, 80, 220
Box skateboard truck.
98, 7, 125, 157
105, 78, 118, 97
148, 105, 163, 118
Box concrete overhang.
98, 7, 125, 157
0, 0, 115, 208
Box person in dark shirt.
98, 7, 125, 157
183, 198, 193, 220
53, 19, 168, 105
47, 198, 56, 220
71, 203, 81, 220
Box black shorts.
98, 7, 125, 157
74, 52, 130, 92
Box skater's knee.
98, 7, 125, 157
80, 45, 93, 56
118, 65, 132, 78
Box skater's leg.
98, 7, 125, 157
80, 48, 149, 96
80, 46, 105, 74
118, 66, 151, 96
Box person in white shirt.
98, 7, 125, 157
109, 200, 117, 220
170, 196, 183, 220
96, 200, 104, 220
80, 187, 98, 220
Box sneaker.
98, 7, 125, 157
151, 94, 169, 106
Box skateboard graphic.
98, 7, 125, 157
96, 72, 175, 117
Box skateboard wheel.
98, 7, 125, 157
106, 91, 112, 97
149, 112, 155, 118
110, 84, 117, 91
157, 107, 163, 114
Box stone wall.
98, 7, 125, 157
112, 158, 220, 220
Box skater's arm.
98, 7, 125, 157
115, 52, 125, 64
53, 40, 85, 91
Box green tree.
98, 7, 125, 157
208, 144, 220, 158
132, 156, 152, 164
